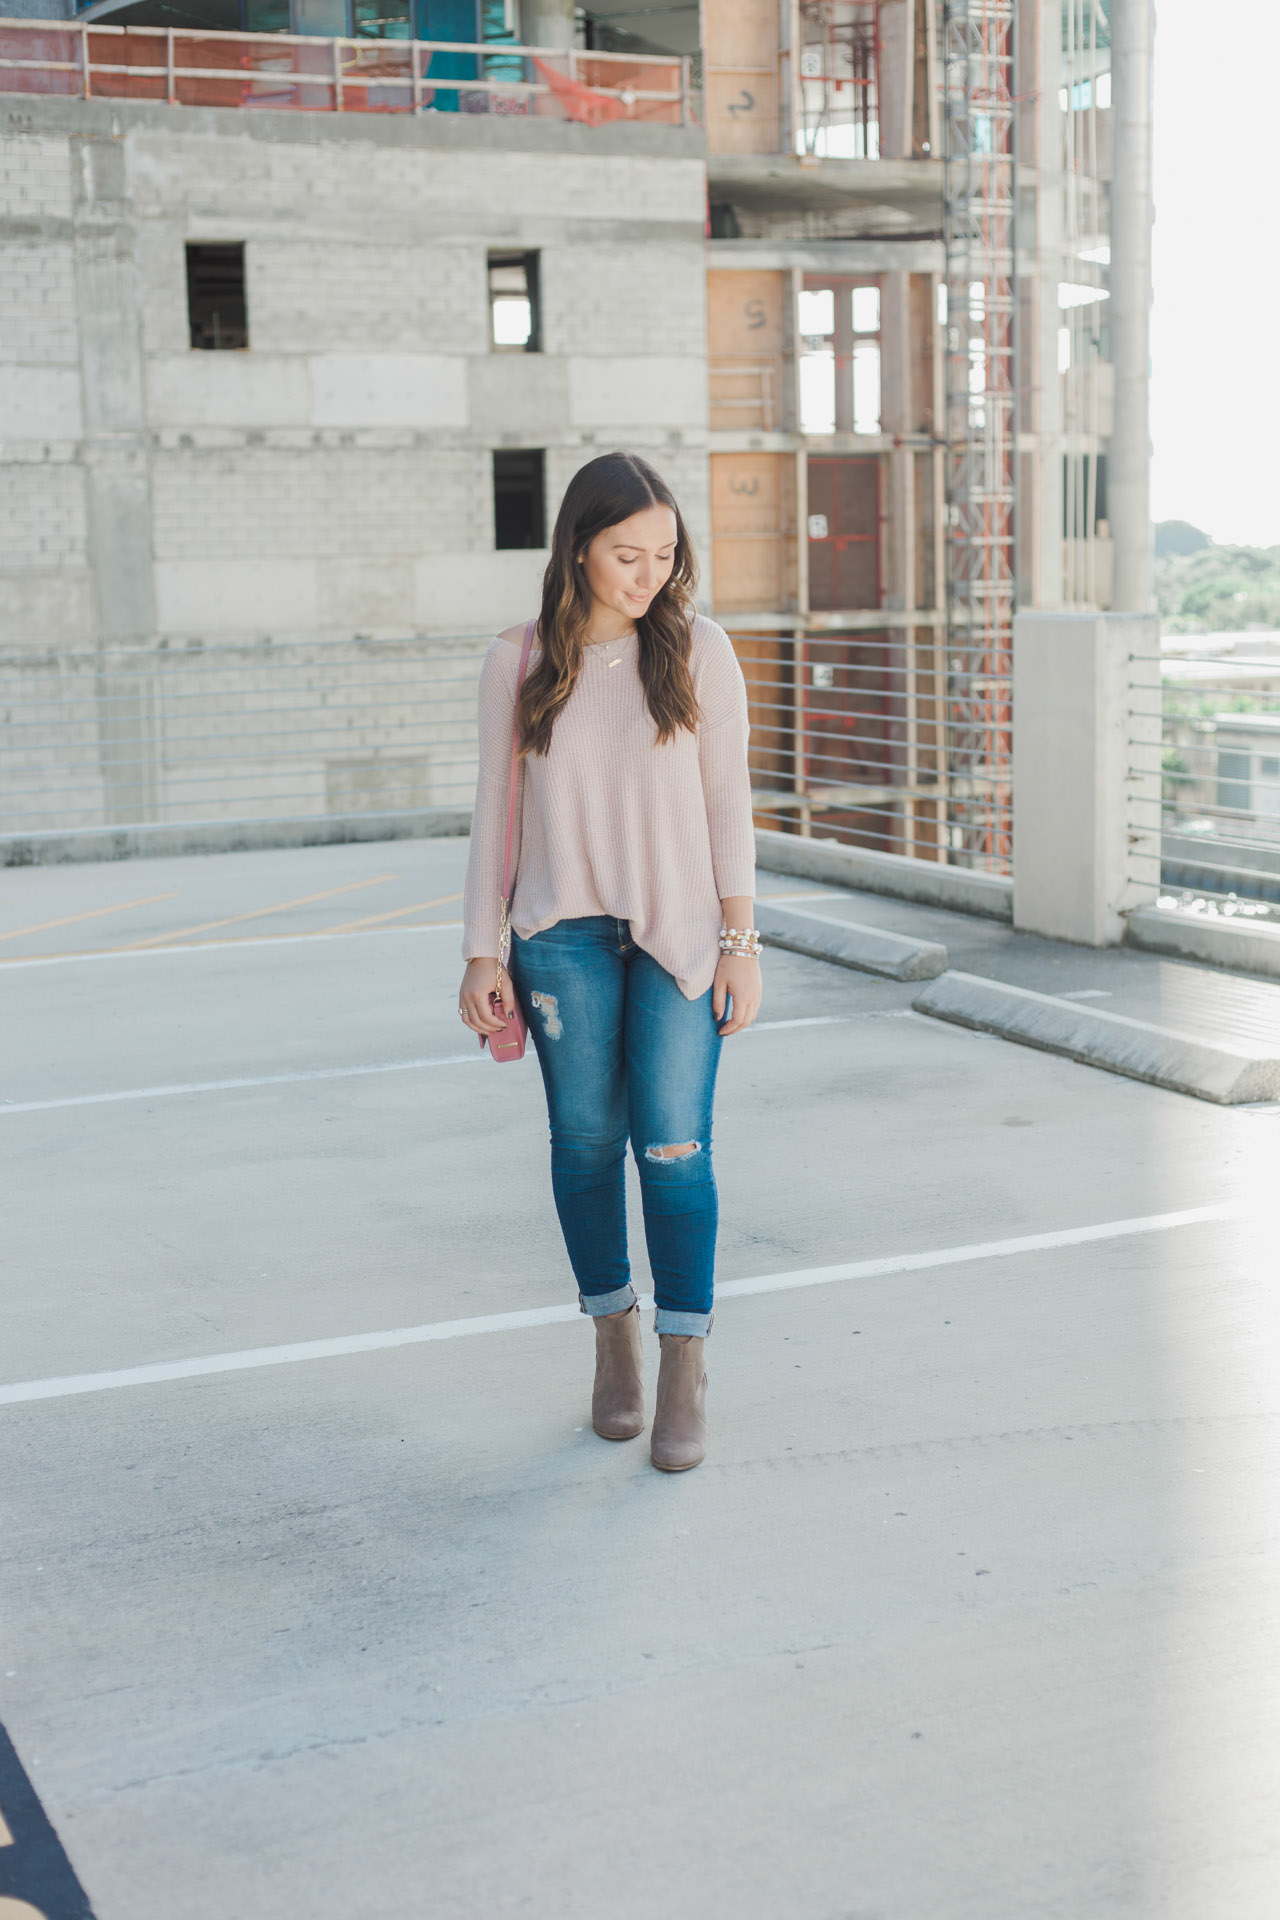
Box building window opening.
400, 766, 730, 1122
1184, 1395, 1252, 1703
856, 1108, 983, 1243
799, 286, 836, 435
795, 1, 879, 158
852, 286, 879, 333
800, 277, 880, 436
352, 0, 412, 38
186, 243, 248, 351
493, 450, 546, 549
489, 252, 541, 353
851, 285, 881, 435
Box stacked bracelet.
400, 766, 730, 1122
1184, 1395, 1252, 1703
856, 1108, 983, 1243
719, 926, 763, 958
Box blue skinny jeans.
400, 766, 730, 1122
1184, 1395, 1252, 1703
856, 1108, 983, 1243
508, 915, 722, 1337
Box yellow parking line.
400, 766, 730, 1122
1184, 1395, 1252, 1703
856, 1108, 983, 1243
318, 891, 464, 933
0, 891, 178, 943
0, 919, 465, 966
111, 875, 397, 951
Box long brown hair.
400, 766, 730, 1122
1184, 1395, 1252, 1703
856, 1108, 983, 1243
518, 451, 700, 757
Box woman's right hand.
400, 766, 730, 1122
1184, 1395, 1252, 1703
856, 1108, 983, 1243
459, 956, 516, 1036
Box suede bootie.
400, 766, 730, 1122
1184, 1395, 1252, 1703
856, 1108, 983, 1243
650, 1333, 707, 1472
591, 1304, 645, 1440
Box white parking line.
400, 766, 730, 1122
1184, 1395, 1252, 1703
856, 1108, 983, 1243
0, 1204, 1234, 1408
0, 1052, 484, 1115
0, 1018, 852, 1115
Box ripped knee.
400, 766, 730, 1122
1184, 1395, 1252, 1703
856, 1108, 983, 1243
644, 1140, 700, 1163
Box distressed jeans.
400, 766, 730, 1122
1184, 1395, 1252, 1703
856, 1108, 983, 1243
508, 915, 723, 1336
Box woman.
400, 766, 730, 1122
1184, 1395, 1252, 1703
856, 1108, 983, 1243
458, 451, 762, 1472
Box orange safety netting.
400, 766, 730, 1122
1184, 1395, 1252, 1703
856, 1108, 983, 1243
532, 55, 625, 125
532, 55, 683, 127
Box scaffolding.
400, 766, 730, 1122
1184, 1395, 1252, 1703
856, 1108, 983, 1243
942, 0, 1016, 868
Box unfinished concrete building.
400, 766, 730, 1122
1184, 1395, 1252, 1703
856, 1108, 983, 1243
0, 1, 1127, 873
0, 9, 706, 828
703, 0, 1118, 869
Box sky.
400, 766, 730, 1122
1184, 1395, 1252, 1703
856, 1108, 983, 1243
1150, 0, 1280, 546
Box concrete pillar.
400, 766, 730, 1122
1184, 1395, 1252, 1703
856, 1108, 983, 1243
1030, 0, 1065, 609
525, 0, 576, 49
1108, 0, 1155, 613
1012, 610, 1160, 944
72, 131, 160, 826
878, 0, 914, 160
879, 270, 913, 610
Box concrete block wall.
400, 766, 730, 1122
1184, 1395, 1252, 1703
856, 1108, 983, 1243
0, 100, 710, 830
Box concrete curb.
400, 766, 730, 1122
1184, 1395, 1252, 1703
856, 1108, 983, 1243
0, 807, 473, 868
1126, 903, 1280, 984
756, 901, 948, 981
911, 970, 1280, 1105
755, 827, 1013, 922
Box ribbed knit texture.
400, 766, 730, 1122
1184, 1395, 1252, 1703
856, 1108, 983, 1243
462, 614, 756, 1000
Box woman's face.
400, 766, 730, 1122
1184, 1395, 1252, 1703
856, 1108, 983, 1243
580, 504, 678, 623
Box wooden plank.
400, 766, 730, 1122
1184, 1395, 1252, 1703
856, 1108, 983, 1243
711, 451, 796, 613
704, 0, 779, 152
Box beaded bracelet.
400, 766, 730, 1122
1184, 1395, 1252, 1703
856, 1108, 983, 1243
719, 926, 763, 958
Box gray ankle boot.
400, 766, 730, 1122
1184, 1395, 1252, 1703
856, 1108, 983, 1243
650, 1334, 707, 1472
591, 1304, 645, 1440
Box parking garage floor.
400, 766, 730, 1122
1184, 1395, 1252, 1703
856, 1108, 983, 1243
2, 837, 1277, 1919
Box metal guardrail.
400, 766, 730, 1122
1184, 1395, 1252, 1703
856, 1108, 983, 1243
0, 18, 694, 124
731, 629, 1012, 873
2, 630, 1014, 872
1128, 639, 1280, 910
10, 629, 1275, 900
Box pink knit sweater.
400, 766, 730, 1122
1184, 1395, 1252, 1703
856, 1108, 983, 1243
462, 614, 756, 1000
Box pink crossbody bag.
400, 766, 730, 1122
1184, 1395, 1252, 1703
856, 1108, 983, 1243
480, 618, 537, 1062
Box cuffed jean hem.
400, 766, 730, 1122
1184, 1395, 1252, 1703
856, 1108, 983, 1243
654, 1308, 714, 1338
578, 1283, 637, 1319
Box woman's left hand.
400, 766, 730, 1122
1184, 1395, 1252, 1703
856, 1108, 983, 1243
713, 953, 763, 1036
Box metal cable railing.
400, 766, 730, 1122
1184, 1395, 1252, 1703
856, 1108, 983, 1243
731, 629, 1012, 872
1126, 640, 1280, 915
3, 630, 1014, 870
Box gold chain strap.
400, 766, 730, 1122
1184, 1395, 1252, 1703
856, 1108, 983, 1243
496, 895, 511, 999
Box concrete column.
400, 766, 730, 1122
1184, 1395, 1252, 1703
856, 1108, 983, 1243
525, 0, 576, 49
1108, 0, 1155, 613
1012, 610, 1159, 944
72, 131, 159, 826
1031, 0, 1065, 609
878, 0, 914, 160
879, 270, 913, 610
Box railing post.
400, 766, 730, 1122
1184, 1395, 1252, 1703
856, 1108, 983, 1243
412, 39, 422, 114
80, 24, 91, 99
680, 52, 690, 126
167, 27, 176, 106
333, 36, 344, 113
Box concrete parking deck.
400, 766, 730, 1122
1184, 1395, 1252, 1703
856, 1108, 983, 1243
2, 838, 1277, 1919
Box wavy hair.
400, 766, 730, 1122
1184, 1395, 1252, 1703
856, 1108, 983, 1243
517, 451, 700, 758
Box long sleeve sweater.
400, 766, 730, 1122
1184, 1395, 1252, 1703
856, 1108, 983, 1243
461, 613, 757, 1000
